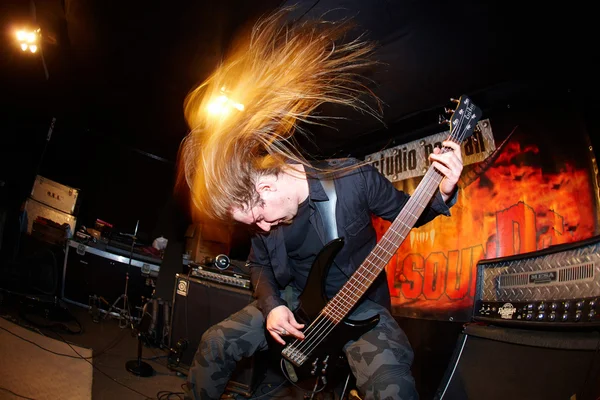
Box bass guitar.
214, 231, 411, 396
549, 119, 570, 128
276, 95, 482, 390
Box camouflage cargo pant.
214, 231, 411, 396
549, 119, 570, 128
184, 297, 418, 400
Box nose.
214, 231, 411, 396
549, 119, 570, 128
256, 221, 271, 232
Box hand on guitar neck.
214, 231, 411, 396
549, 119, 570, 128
429, 140, 464, 202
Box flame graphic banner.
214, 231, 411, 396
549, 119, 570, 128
372, 110, 600, 321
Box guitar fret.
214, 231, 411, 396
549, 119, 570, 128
377, 243, 395, 255
370, 252, 387, 263
343, 279, 369, 295
399, 221, 412, 229
360, 268, 377, 279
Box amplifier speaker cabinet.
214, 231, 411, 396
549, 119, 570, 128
24, 198, 76, 238
169, 274, 266, 397
434, 324, 600, 400
30, 175, 80, 215
474, 235, 600, 327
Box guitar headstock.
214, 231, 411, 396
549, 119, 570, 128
444, 95, 482, 144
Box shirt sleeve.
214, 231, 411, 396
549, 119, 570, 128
247, 233, 286, 318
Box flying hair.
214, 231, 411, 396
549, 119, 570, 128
179, 6, 383, 221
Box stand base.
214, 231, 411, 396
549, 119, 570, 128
126, 360, 154, 377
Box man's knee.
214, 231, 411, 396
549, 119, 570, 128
360, 362, 418, 400
195, 325, 228, 365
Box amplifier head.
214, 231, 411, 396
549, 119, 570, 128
474, 235, 600, 327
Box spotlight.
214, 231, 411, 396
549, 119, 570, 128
15, 27, 41, 53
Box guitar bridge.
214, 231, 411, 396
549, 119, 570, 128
282, 345, 308, 367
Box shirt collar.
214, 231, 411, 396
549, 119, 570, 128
305, 165, 329, 202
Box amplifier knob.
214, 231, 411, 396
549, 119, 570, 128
574, 312, 582, 322
548, 314, 556, 322
589, 311, 596, 320
561, 313, 569, 322
590, 299, 597, 308
525, 314, 533, 321
527, 304, 534, 311
536, 313, 545, 321
550, 303, 558, 311
538, 303, 546, 311
576, 301, 585, 310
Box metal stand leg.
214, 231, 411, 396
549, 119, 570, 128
105, 272, 134, 329
104, 220, 140, 330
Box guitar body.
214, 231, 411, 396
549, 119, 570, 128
273, 238, 380, 388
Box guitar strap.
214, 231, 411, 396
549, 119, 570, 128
315, 178, 339, 242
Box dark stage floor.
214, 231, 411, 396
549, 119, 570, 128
0, 288, 461, 400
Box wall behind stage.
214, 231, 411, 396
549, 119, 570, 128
370, 104, 600, 321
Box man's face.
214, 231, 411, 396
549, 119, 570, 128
231, 176, 298, 232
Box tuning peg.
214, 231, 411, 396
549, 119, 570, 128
450, 98, 460, 104
444, 107, 454, 115
438, 114, 450, 125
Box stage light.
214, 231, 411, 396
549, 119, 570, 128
15, 27, 40, 53
13, 25, 49, 79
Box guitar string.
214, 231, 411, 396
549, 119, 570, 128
286, 102, 477, 361
285, 106, 473, 361
327, 101, 477, 318
287, 108, 473, 361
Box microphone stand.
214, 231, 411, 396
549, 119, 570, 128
126, 309, 154, 377
105, 220, 139, 329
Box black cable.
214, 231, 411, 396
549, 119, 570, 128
19, 304, 84, 335
2, 310, 178, 400
157, 390, 185, 400
0, 324, 85, 360
279, 358, 325, 395
0, 315, 129, 360
249, 379, 288, 399
54, 331, 154, 400
580, 333, 600, 400
0, 386, 36, 400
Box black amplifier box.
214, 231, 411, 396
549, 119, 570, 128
474, 235, 600, 328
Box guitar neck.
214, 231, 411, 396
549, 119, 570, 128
320, 95, 480, 324
324, 164, 445, 323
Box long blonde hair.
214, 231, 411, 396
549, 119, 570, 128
179, 6, 382, 221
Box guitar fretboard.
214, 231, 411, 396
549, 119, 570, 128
323, 163, 446, 323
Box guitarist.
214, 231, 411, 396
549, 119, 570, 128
180, 7, 464, 400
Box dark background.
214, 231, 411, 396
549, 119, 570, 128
1, 0, 598, 243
